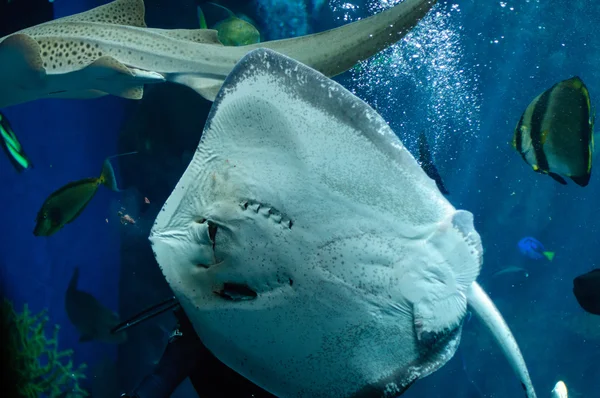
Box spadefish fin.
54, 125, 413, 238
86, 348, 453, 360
570, 174, 590, 187
548, 172, 567, 185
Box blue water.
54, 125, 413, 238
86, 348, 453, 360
1, 0, 598, 397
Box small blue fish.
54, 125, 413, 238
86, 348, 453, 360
517, 237, 555, 261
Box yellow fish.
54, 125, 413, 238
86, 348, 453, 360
34, 152, 135, 236
197, 2, 260, 46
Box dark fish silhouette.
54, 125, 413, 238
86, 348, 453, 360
573, 269, 600, 315
417, 131, 449, 194
65, 267, 127, 343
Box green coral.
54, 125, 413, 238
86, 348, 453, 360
2, 299, 88, 398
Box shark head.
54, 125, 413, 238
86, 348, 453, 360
148, 48, 524, 397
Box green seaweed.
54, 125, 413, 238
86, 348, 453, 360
2, 299, 88, 398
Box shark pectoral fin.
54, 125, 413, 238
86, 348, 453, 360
168, 74, 223, 101
467, 282, 537, 398
152, 28, 223, 45
87, 55, 134, 79
54, 0, 147, 28
83, 56, 159, 100
0, 34, 46, 89
119, 86, 144, 100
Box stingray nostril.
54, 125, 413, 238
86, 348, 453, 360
208, 222, 218, 246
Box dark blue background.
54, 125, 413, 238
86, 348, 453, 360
1, 0, 598, 397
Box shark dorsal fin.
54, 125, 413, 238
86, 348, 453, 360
149, 28, 224, 45
54, 0, 147, 28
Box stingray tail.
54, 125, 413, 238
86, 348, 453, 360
466, 282, 537, 398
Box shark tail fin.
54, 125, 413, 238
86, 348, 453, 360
246, 0, 437, 78
467, 282, 537, 398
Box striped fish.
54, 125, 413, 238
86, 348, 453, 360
0, 111, 32, 172
513, 76, 594, 186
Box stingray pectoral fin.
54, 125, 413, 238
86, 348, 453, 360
467, 282, 537, 398
412, 210, 482, 339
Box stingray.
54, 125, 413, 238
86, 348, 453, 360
149, 49, 540, 397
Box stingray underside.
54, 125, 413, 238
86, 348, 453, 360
150, 48, 483, 397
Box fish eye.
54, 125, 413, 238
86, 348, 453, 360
42, 212, 48, 220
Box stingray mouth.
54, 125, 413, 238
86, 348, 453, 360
213, 282, 258, 301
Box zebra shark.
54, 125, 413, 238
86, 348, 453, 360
0, 0, 437, 108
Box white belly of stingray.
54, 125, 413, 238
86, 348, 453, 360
150, 48, 482, 397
